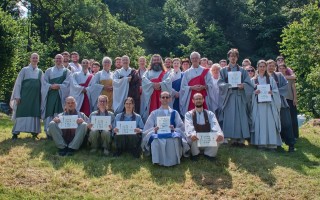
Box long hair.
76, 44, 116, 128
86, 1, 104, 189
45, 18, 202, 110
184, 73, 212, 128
255, 60, 269, 79
147, 54, 166, 71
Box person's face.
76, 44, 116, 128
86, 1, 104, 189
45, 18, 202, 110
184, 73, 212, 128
122, 57, 130, 67
228, 53, 238, 64
278, 66, 287, 75
103, 59, 111, 70
115, 59, 122, 68
62, 54, 70, 62
172, 60, 181, 70
152, 56, 161, 65
81, 60, 89, 69
245, 66, 255, 78
192, 95, 204, 107
138, 58, 146, 68
267, 63, 276, 73
71, 54, 79, 62
66, 99, 76, 110
220, 61, 227, 68
182, 62, 190, 71
55, 55, 63, 66
211, 67, 220, 76
92, 65, 100, 73
258, 63, 267, 74
190, 55, 200, 66
98, 98, 107, 110
165, 59, 172, 68
277, 58, 284, 65
124, 100, 134, 112
30, 54, 39, 65
200, 60, 208, 67
160, 93, 171, 106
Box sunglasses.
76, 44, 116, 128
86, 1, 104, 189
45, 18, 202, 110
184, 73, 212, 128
161, 96, 170, 99
246, 70, 254, 72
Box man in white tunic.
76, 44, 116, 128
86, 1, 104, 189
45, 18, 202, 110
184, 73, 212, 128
42, 54, 71, 138
113, 55, 140, 114
10, 53, 44, 139
69, 51, 82, 73
142, 91, 189, 167
180, 51, 216, 116
88, 56, 114, 111
140, 54, 172, 122
70, 59, 94, 117
185, 93, 224, 161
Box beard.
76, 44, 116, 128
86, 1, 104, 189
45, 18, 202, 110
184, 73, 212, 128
195, 104, 203, 108
151, 63, 162, 71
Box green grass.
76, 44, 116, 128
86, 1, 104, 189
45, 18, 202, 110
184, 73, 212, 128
0, 113, 319, 199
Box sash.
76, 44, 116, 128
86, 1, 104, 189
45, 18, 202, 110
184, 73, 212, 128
172, 73, 183, 112
79, 74, 93, 116
188, 68, 209, 111
149, 71, 166, 114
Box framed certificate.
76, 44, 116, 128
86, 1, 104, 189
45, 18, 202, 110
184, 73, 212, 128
157, 116, 171, 134
196, 132, 217, 147
91, 116, 111, 130
228, 71, 242, 88
116, 121, 136, 135
257, 84, 272, 102
58, 115, 78, 129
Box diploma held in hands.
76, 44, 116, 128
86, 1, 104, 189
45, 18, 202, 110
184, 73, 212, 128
197, 132, 217, 147
257, 84, 272, 102
157, 116, 171, 134
117, 121, 136, 135
228, 71, 242, 88
91, 116, 111, 130
58, 115, 78, 129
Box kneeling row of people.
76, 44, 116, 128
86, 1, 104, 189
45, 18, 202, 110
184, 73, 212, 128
47, 93, 224, 166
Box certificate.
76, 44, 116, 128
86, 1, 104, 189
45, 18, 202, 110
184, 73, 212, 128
91, 116, 111, 130
228, 71, 242, 88
58, 115, 78, 129
117, 121, 136, 135
197, 132, 217, 147
257, 84, 272, 102
157, 116, 171, 134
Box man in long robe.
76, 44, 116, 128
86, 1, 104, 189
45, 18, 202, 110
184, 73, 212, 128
267, 59, 295, 152
113, 55, 140, 114
70, 59, 93, 117
137, 56, 147, 99
180, 51, 216, 116
140, 54, 172, 122
142, 91, 189, 166
48, 96, 88, 156
88, 56, 113, 112
218, 49, 254, 146
42, 54, 71, 138
185, 93, 224, 161
10, 53, 44, 139
69, 51, 82, 73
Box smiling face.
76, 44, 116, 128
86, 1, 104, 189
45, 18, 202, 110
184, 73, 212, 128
267, 62, 276, 74
192, 93, 204, 108
54, 54, 63, 66
124, 98, 134, 113
138, 57, 146, 68
173, 60, 181, 71
30, 53, 39, 66
121, 56, 130, 67
97, 96, 108, 111
65, 97, 76, 111
165, 58, 172, 68
160, 92, 171, 106
103, 59, 111, 71
258, 63, 267, 74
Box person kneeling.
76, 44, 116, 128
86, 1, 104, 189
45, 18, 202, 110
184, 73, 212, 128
87, 95, 115, 156
142, 91, 190, 167
113, 97, 144, 158
48, 96, 88, 156
185, 93, 224, 161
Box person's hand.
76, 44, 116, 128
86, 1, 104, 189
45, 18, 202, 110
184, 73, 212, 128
268, 91, 273, 95
191, 135, 198, 141
82, 88, 87, 93
134, 128, 142, 134
153, 83, 161, 90
53, 117, 60, 123
238, 83, 244, 89
15, 98, 21, 105
76, 118, 84, 124
255, 90, 261, 95
109, 125, 112, 130
87, 123, 93, 129
128, 76, 132, 82
154, 126, 159, 133
113, 127, 119, 135
51, 84, 60, 90
169, 125, 174, 131
293, 98, 298, 106
216, 135, 224, 143
174, 93, 179, 98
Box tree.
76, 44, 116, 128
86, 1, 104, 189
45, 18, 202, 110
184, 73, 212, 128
279, 2, 320, 117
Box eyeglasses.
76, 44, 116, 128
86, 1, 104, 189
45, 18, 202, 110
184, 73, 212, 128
99, 100, 107, 103
277, 58, 284, 61
161, 96, 170, 99
246, 70, 254, 73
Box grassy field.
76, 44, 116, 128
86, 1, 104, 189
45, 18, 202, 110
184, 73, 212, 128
0, 113, 319, 200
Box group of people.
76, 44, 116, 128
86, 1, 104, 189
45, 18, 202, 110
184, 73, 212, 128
9, 48, 299, 167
